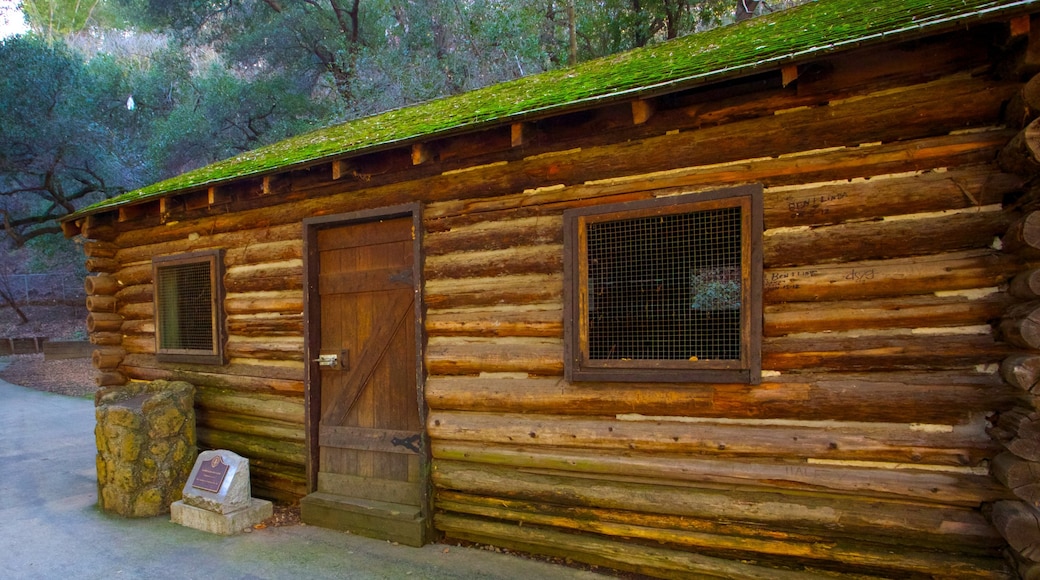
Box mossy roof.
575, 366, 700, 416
70, 0, 1040, 219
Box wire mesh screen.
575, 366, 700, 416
155, 261, 214, 351
586, 206, 743, 361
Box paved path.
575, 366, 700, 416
0, 372, 607, 580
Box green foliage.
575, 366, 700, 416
0, 35, 132, 245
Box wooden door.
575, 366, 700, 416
300, 214, 428, 546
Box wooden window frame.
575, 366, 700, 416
152, 249, 226, 365
564, 185, 762, 384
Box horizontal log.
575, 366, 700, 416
114, 283, 152, 305
426, 337, 562, 376
193, 386, 303, 424
224, 260, 303, 293
437, 494, 1010, 576
86, 312, 123, 333
994, 452, 1040, 507
115, 223, 302, 264
196, 409, 305, 443
425, 216, 563, 256
84, 274, 121, 296
224, 239, 302, 267
425, 244, 561, 279
113, 263, 152, 287
226, 313, 303, 337
224, 291, 303, 315
762, 331, 1011, 372
425, 274, 561, 310
225, 337, 305, 361
433, 460, 1003, 547
121, 320, 153, 336
430, 331, 1007, 376
123, 364, 304, 394
992, 500, 1040, 563
763, 207, 1010, 268
432, 441, 1005, 507
764, 292, 1012, 337
436, 512, 817, 579
117, 302, 153, 321
426, 305, 562, 338
428, 294, 1011, 340
120, 334, 153, 355
764, 249, 1021, 303
122, 353, 303, 382
426, 372, 1015, 424
248, 458, 308, 502
427, 411, 994, 466
197, 427, 305, 467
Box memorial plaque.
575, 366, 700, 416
180, 450, 251, 514
191, 455, 230, 493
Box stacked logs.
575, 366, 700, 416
990, 71, 1040, 577
83, 235, 127, 389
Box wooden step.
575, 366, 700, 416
300, 491, 429, 546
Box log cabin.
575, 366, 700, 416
61, 0, 1040, 576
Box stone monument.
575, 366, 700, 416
170, 449, 272, 535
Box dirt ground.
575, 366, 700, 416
0, 353, 97, 397
0, 304, 88, 341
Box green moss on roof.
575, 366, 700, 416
73, 0, 1039, 218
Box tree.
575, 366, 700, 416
21, 0, 132, 41
0, 35, 132, 246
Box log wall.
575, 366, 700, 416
74, 26, 1034, 578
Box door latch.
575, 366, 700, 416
314, 349, 350, 369
314, 353, 338, 367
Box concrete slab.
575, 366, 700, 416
0, 374, 609, 580
171, 498, 273, 535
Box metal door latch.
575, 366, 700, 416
314, 353, 339, 367
314, 349, 350, 369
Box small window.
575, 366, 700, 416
564, 185, 762, 384
153, 250, 225, 365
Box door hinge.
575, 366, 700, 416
391, 434, 422, 454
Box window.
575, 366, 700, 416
153, 250, 225, 365
564, 185, 762, 384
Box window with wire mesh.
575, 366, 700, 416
153, 250, 224, 364
565, 185, 761, 384
587, 206, 742, 361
